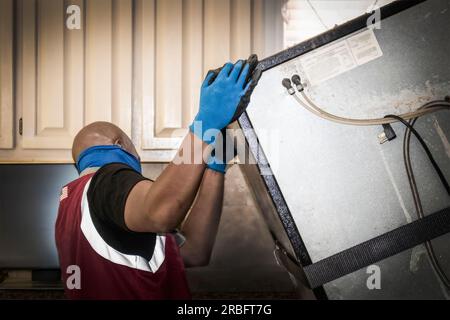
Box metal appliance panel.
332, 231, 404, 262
243, 0, 450, 299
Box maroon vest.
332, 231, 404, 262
55, 173, 191, 300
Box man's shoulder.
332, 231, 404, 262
65, 172, 95, 189
60, 173, 95, 203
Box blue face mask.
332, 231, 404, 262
76, 145, 142, 174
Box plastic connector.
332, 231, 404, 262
291, 74, 304, 92
282, 78, 295, 95
378, 123, 397, 144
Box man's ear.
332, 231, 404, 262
113, 139, 122, 148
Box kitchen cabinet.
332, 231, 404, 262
0, 0, 283, 163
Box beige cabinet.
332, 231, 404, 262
18, 0, 84, 151
0, 0, 283, 163
0, 0, 13, 149
15, 0, 131, 159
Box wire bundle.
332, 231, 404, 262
399, 103, 450, 289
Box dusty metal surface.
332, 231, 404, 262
242, 0, 450, 299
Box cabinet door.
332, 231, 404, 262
133, 0, 190, 163
17, 0, 132, 151
1, 0, 274, 163
85, 0, 133, 135
17, 0, 83, 150
0, 0, 13, 149
133, 0, 253, 162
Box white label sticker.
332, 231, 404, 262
347, 29, 383, 65
299, 29, 383, 86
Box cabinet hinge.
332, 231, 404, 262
19, 118, 23, 136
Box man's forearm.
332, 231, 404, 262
125, 133, 211, 233
180, 169, 225, 267
146, 132, 209, 214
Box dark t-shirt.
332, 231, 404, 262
87, 163, 157, 260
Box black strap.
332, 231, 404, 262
304, 206, 450, 289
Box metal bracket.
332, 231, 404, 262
273, 241, 316, 300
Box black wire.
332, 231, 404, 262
385, 114, 450, 196
403, 106, 450, 289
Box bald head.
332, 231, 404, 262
72, 122, 139, 162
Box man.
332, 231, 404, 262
55, 57, 261, 299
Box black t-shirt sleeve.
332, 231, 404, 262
87, 163, 148, 231
86, 163, 158, 259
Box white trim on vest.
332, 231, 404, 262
80, 179, 166, 273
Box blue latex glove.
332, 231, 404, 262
207, 155, 227, 174
190, 61, 251, 144
206, 129, 235, 174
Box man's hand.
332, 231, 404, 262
190, 61, 252, 144
206, 128, 237, 174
